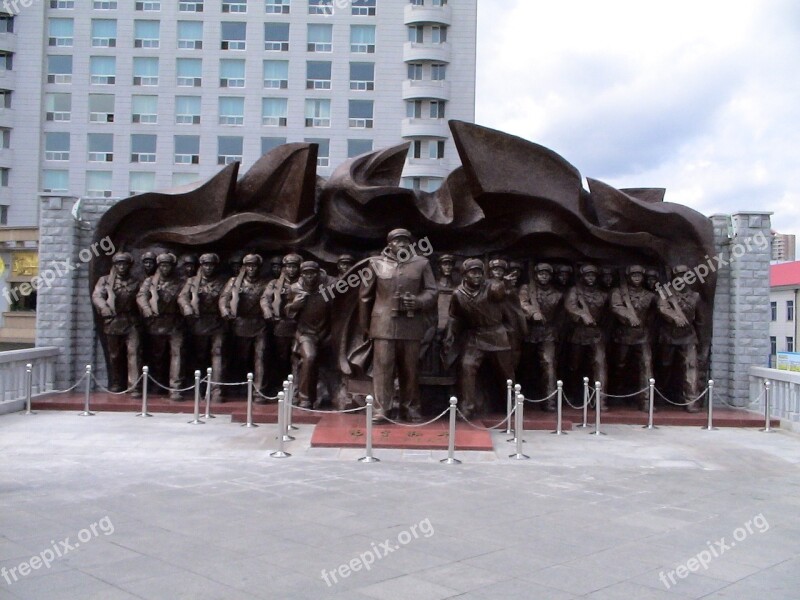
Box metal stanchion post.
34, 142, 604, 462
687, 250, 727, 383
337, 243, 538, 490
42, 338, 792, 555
136, 366, 152, 417
286, 374, 298, 431
23, 363, 35, 415
505, 380, 513, 435
78, 365, 95, 416
242, 373, 258, 428
761, 380, 774, 433
204, 367, 215, 419
551, 381, 566, 435
281, 381, 295, 442
577, 377, 590, 428
359, 395, 380, 463
440, 396, 461, 464
270, 391, 290, 458
509, 393, 530, 460
591, 381, 605, 436
643, 378, 656, 430
506, 384, 525, 443
702, 380, 717, 431
188, 370, 204, 425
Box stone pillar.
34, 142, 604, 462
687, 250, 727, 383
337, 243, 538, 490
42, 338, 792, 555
710, 212, 772, 406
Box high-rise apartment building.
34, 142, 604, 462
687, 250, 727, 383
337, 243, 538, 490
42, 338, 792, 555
0, 0, 477, 227
772, 231, 796, 263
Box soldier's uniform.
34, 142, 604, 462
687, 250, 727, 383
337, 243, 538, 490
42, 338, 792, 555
519, 263, 563, 409
360, 229, 438, 421
179, 253, 227, 401
262, 253, 303, 390
609, 265, 656, 409
565, 265, 609, 403
137, 253, 185, 399
92, 253, 142, 393
449, 259, 515, 417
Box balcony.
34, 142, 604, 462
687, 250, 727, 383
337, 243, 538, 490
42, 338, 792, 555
401, 117, 449, 139
404, 2, 452, 26
0, 32, 16, 53
403, 42, 450, 64
402, 79, 450, 101
403, 158, 451, 179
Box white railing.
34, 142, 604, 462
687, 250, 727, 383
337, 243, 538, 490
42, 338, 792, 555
750, 366, 800, 423
0, 347, 60, 412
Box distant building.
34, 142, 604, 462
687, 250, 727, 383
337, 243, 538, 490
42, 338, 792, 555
769, 260, 800, 366
771, 231, 796, 262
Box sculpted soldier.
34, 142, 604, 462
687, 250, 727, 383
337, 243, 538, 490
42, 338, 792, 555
262, 253, 303, 386
565, 264, 609, 408
227, 251, 245, 278
554, 264, 574, 292
446, 259, 515, 418
141, 251, 157, 278
599, 266, 617, 292
519, 263, 563, 411
180, 254, 199, 279
92, 252, 142, 394
220, 254, 269, 393
504, 260, 527, 369
136, 253, 185, 399
656, 265, 702, 412
336, 254, 355, 278
645, 268, 661, 293
285, 261, 332, 408
609, 265, 656, 410
436, 254, 458, 291
488, 258, 508, 281
179, 253, 227, 402
359, 228, 438, 422
268, 256, 284, 281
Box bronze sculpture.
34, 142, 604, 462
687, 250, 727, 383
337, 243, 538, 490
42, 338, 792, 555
263, 253, 303, 391
140, 251, 157, 278
336, 255, 355, 278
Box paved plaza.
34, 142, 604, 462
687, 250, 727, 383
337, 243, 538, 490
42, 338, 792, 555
1, 410, 799, 599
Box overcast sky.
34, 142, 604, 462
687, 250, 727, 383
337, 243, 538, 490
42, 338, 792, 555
475, 0, 800, 235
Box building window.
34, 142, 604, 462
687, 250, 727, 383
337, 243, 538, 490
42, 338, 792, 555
264, 22, 289, 51
348, 139, 372, 157
88, 133, 114, 162
129, 172, 155, 195
432, 0, 447, 5
50, 0, 75, 7
0, 14, 12, 33
348, 100, 373, 128
431, 63, 446, 80
261, 136, 286, 154
220, 59, 245, 87
0, 89, 11, 109
408, 25, 423, 44
307, 24, 332, 52
771, 301, 777, 321
86, 171, 113, 197
93, 1, 117, 8
261, 97, 288, 126
135, 1, 160, 10
172, 172, 200, 186
174, 135, 200, 164
222, 0, 247, 12
0, 205, 6, 225
175, 96, 201, 124
429, 140, 445, 159
431, 25, 447, 43
0, 52, 11, 71
306, 61, 331, 89
88, 93, 115, 122
0, 127, 9, 149
179, 0, 204, 11
48, 18, 73, 46
265, 0, 289, 14
131, 134, 156, 163
132, 57, 159, 85
221, 22, 246, 50
788, 300, 795, 321
410, 140, 421, 158
217, 136, 243, 164
788, 337, 795, 353
770, 336, 777, 356
219, 96, 245, 125
0, 167, 7, 186
305, 99, 331, 127
352, 0, 375, 16
90, 56, 116, 84
45, 92, 71, 121
176, 58, 202, 86
350, 25, 375, 53
350, 62, 374, 91
91, 19, 117, 47
305, 137, 329, 167
44, 132, 70, 161
177, 21, 203, 49
406, 100, 422, 118
131, 95, 158, 123
407, 63, 422, 81
430, 100, 446, 119
43, 170, 69, 193
263, 60, 288, 88
134, 20, 160, 48
47, 55, 72, 83
308, 0, 333, 15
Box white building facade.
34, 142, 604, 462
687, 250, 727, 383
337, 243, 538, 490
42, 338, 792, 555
1, 0, 477, 228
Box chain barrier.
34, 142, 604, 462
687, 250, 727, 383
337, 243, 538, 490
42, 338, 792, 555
253, 387, 280, 402
206, 379, 248, 387
654, 386, 708, 407
602, 386, 650, 399
522, 389, 558, 404
718, 388, 766, 409
456, 405, 516, 432
562, 391, 588, 410
146, 374, 203, 394
91, 373, 144, 396
292, 404, 367, 414
42, 373, 88, 395
379, 407, 450, 428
